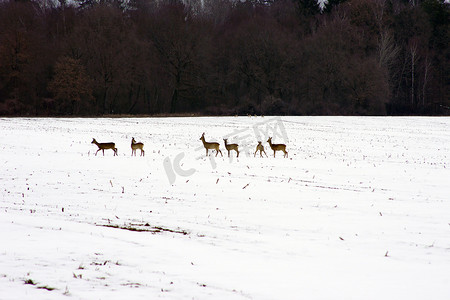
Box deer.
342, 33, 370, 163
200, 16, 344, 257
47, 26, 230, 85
91, 138, 118, 156
223, 138, 239, 158
131, 137, 145, 156
254, 141, 268, 158
267, 137, 288, 158
199, 133, 222, 157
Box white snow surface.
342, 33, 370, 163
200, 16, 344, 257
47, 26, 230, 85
0, 116, 449, 300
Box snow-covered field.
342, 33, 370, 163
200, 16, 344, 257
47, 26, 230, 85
0, 116, 449, 300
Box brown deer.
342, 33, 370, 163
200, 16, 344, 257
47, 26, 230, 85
223, 138, 239, 158
200, 133, 222, 157
267, 137, 288, 158
254, 141, 268, 157
131, 137, 145, 156
91, 138, 118, 156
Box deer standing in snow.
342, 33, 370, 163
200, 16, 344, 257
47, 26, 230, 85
200, 133, 222, 157
254, 141, 268, 157
131, 137, 145, 156
223, 138, 239, 158
267, 137, 288, 158
91, 138, 118, 156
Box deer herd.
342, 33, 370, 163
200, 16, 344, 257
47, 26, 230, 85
91, 138, 144, 157
91, 133, 288, 158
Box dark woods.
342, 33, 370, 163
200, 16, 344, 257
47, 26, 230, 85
0, 0, 448, 116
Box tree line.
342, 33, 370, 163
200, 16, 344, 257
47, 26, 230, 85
0, 0, 448, 116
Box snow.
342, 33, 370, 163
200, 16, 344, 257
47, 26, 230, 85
0, 116, 449, 299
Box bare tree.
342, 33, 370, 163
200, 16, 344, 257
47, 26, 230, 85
422, 53, 431, 106
48, 56, 93, 114
409, 38, 418, 106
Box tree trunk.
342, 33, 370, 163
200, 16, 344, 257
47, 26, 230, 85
127, 85, 141, 114
170, 70, 181, 113
422, 55, 430, 107
410, 41, 418, 107
170, 88, 178, 114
